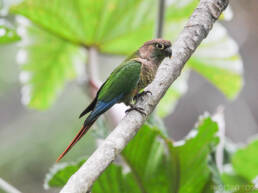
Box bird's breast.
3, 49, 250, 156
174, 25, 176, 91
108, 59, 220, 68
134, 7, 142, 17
138, 63, 157, 90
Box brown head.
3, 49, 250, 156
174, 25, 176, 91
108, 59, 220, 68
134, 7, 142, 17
138, 39, 172, 64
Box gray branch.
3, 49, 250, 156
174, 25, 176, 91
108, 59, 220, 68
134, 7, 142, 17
0, 178, 22, 193
60, 0, 229, 192
155, 0, 166, 38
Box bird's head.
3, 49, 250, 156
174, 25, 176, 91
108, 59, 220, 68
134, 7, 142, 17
138, 39, 172, 64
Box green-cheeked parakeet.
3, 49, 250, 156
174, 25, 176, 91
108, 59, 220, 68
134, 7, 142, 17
56, 39, 172, 161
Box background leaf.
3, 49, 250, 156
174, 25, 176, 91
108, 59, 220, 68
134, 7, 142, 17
18, 23, 84, 109
0, 25, 20, 43
11, 0, 244, 110
166, 0, 199, 21
45, 118, 220, 193
164, 21, 243, 99
167, 118, 219, 193
232, 139, 258, 181
11, 0, 156, 55
166, 1, 233, 22
165, 2, 243, 99
92, 164, 143, 193
120, 125, 170, 193
157, 70, 189, 118
220, 139, 258, 193
221, 173, 256, 193
45, 159, 85, 189
188, 23, 243, 99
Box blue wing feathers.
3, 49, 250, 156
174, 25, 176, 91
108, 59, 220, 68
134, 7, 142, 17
85, 94, 123, 125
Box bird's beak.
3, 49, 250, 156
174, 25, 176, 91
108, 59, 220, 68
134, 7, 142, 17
165, 47, 172, 58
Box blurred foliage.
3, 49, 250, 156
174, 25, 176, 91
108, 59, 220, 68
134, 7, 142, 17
232, 140, 258, 181
221, 173, 257, 193
1, 0, 253, 192
0, 25, 20, 43
0, 3, 20, 94
221, 139, 258, 193
46, 159, 86, 188
157, 69, 189, 117
0, 85, 97, 192
46, 118, 220, 193
164, 2, 242, 115
188, 23, 243, 99
9, 0, 243, 114
45, 118, 258, 193
18, 24, 84, 109
11, 0, 156, 54
0, 0, 21, 44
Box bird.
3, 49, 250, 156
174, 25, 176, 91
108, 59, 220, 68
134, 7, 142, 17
56, 39, 172, 162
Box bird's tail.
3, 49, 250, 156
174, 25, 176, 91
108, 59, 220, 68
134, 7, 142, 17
56, 120, 96, 162
56, 99, 120, 162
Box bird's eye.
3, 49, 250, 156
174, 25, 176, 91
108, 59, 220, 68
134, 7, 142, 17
155, 43, 164, 49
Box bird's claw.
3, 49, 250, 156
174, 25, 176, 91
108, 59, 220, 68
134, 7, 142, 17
125, 105, 146, 116
133, 91, 152, 102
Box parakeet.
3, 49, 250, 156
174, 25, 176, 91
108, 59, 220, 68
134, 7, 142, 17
56, 39, 172, 162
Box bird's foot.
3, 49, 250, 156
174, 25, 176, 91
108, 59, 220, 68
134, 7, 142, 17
133, 90, 152, 102
125, 104, 146, 116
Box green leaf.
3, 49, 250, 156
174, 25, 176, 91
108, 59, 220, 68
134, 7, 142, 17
93, 124, 170, 193
44, 159, 85, 188
166, 0, 199, 21
166, 0, 232, 22
120, 125, 170, 193
157, 70, 189, 118
201, 154, 224, 193
188, 23, 243, 99
11, 0, 156, 55
220, 139, 258, 193
10, 0, 157, 109
92, 164, 142, 193
221, 172, 256, 193
232, 139, 258, 181
45, 124, 166, 191
45, 118, 220, 193
0, 25, 20, 44
167, 118, 219, 193
93, 118, 219, 193
19, 24, 84, 109
11, 0, 243, 110
165, 8, 243, 100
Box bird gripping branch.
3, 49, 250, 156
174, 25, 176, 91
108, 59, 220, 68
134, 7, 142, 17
56, 39, 172, 162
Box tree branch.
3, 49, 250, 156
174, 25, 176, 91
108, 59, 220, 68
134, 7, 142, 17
155, 0, 165, 38
60, 0, 229, 192
0, 178, 22, 193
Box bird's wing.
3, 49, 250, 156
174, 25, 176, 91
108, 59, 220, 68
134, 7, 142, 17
79, 59, 142, 118
97, 59, 142, 103
57, 60, 142, 161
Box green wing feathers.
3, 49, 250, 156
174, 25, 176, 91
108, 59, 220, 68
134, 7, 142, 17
79, 60, 141, 118
98, 60, 142, 102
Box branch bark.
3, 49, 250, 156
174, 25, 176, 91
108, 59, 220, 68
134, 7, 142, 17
60, 0, 229, 192
0, 178, 22, 193
155, 0, 165, 38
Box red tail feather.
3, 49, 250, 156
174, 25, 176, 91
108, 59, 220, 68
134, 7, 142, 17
56, 122, 95, 162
